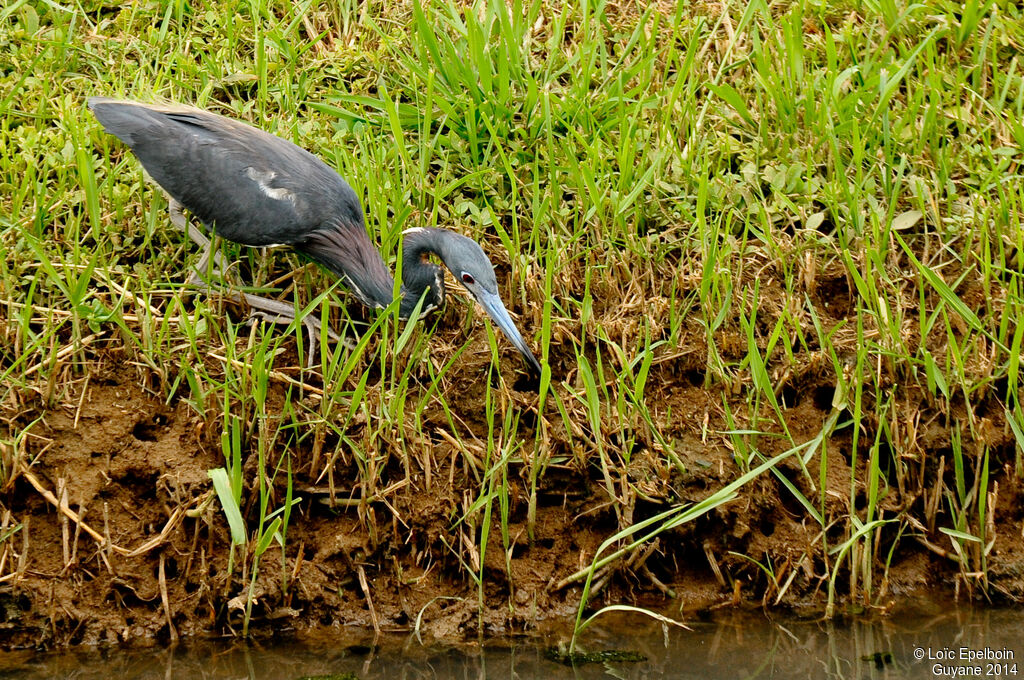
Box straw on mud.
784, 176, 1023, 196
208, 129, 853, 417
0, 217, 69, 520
72, 375, 89, 430
21, 333, 100, 380
125, 505, 189, 558
289, 539, 305, 589
65, 495, 85, 576
209, 353, 325, 398
704, 543, 726, 588
357, 565, 380, 638
16, 517, 28, 585
58, 478, 69, 568
159, 552, 179, 643
914, 535, 959, 563
19, 465, 127, 555
99, 503, 113, 575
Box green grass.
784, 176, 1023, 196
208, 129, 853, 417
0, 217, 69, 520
1, 0, 1023, 645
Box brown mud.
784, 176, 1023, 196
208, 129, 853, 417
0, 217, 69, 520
2, 263, 1024, 650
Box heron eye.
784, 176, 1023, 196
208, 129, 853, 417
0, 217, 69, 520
461, 273, 475, 285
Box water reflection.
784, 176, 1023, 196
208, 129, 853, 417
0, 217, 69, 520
1, 600, 1022, 679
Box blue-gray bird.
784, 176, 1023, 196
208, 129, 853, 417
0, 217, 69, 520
88, 97, 541, 374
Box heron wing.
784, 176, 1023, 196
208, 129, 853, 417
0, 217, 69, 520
89, 99, 360, 247
90, 98, 397, 307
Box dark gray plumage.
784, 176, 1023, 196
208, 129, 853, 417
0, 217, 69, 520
88, 97, 541, 374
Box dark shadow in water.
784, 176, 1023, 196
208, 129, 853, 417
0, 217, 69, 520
1, 599, 1022, 679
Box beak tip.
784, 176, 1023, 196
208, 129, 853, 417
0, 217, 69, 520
528, 354, 542, 376
520, 352, 542, 376
477, 291, 543, 377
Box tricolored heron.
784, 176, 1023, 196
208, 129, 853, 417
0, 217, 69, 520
88, 97, 541, 374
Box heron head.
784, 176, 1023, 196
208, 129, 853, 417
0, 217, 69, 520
402, 228, 541, 375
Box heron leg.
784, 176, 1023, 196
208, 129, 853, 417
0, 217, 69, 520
168, 199, 226, 285
239, 292, 343, 354
167, 200, 341, 366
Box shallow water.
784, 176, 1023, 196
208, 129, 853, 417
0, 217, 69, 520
2, 600, 1022, 679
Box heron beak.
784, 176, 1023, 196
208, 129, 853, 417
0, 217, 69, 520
474, 290, 542, 375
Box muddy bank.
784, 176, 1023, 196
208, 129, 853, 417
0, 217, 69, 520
2, 332, 1022, 649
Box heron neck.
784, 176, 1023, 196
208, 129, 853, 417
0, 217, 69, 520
297, 224, 396, 310
400, 229, 446, 318
298, 223, 446, 318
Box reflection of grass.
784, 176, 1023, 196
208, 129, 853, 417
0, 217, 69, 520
1, 0, 1021, 644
